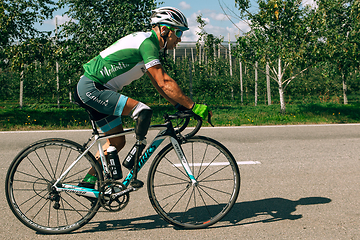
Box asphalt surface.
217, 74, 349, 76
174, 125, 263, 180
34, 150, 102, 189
1, 124, 360, 239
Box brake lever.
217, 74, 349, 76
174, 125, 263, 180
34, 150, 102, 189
207, 112, 214, 127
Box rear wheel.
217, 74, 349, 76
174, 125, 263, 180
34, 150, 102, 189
5, 138, 102, 234
147, 136, 240, 228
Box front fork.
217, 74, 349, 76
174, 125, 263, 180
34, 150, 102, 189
170, 137, 197, 185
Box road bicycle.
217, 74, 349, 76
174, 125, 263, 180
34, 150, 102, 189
5, 110, 240, 234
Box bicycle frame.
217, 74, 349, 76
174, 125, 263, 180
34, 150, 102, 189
53, 120, 197, 198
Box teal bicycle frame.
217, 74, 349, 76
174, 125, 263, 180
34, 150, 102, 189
52, 120, 197, 199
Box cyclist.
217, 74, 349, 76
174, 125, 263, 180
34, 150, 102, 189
74, 7, 211, 188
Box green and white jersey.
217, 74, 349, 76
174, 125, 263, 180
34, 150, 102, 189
83, 30, 161, 91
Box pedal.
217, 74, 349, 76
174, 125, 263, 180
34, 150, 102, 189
130, 179, 144, 189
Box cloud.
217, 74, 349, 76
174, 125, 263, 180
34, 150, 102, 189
181, 12, 210, 41
179, 1, 191, 10
227, 20, 251, 36
44, 15, 73, 26
210, 12, 227, 21
302, 0, 317, 8
180, 10, 250, 42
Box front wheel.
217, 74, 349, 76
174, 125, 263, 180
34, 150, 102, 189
5, 138, 102, 234
147, 136, 240, 229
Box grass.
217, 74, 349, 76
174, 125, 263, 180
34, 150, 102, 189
213, 103, 360, 126
1, 102, 360, 131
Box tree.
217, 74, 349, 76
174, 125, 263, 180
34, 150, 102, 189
195, 15, 224, 67
58, 0, 157, 79
314, 0, 360, 104
234, 0, 316, 113
0, 0, 56, 49
1, 0, 57, 106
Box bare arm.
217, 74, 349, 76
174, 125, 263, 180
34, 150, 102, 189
146, 64, 194, 109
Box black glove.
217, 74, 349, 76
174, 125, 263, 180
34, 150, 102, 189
174, 103, 189, 111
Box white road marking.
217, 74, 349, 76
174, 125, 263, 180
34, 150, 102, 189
173, 161, 261, 167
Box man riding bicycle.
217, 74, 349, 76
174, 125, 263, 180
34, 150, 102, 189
74, 7, 211, 188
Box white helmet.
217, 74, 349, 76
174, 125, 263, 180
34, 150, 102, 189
151, 7, 189, 31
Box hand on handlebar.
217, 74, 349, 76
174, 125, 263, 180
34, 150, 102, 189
174, 103, 214, 127
192, 103, 214, 127
207, 111, 214, 127
174, 103, 189, 111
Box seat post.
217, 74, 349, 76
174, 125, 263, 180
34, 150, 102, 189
90, 119, 99, 135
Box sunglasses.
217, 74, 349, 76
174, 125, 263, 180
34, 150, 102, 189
162, 25, 183, 38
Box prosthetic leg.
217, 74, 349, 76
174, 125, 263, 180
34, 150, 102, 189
130, 103, 152, 188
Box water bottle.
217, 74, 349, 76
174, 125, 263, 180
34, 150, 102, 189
107, 146, 122, 180
123, 140, 146, 170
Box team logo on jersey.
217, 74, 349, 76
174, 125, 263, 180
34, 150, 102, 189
100, 62, 129, 77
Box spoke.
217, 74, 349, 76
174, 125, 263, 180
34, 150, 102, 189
154, 181, 189, 188
154, 170, 189, 183
13, 188, 46, 191
26, 156, 50, 183
13, 178, 47, 185
195, 185, 212, 218
197, 184, 221, 205
167, 186, 191, 213
198, 164, 231, 183
23, 190, 48, 214
200, 178, 234, 183
158, 185, 189, 203
64, 191, 92, 212
31, 198, 50, 221
56, 205, 59, 227
182, 186, 195, 223
199, 183, 232, 197
196, 152, 222, 180
44, 146, 57, 179
193, 187, 199, 223
62, 167, 89, 183
13, 170, 48, 182
164, 156, 189, 179
59, 148, 76, 181
54, 146, 63, 178
35, 149, 54, 181
60, 197, 69, 226
191, 142, 195, 178
18, 189, 47, 207
60, 194, 87, 218
48, 200, 51, 227
196, 143, 209, 179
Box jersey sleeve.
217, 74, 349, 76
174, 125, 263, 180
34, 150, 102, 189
139, 38, 161, 69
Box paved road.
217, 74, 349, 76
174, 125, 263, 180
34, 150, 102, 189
1, 124, 360, 239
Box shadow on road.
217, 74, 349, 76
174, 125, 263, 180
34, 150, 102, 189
66, 196, 331, 234
223, 196, 331, 226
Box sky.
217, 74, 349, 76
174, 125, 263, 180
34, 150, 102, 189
159, 0, 250, 42
40, 0, 316, 42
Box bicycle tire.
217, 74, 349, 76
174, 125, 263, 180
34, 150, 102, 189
5, 138, 103, 234
147, 136, 240, 229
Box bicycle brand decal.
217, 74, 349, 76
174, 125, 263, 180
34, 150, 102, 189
123, 139, 163, 186
170, 137, 196, 181
139, 143, 157, 165
172, 140, 186, 163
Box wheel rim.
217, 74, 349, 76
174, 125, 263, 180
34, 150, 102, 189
149, 137, 240, 228
6, 140, 100, 233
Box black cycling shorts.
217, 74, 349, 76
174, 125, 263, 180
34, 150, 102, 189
74, 75, 129, 132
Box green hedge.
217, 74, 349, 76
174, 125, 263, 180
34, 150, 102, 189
1, 56, 359, 107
